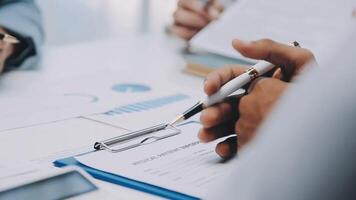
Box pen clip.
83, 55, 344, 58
95, 124, 181, 153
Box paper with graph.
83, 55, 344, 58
86, 93, 200, 130
0, 70, 199, 131
76, 121, 236, 198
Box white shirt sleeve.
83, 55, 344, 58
210, 27, 356, 200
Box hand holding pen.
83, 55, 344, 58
171, 38, 315, 158
170, 0, 223, 40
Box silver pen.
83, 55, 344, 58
0, 33, 19, 44
170, 41, 300, 126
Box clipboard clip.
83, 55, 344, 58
94, 124, 181, 153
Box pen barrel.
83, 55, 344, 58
201, 61, 275, 107
253, 61, 275, 75
203, 73, 251, 107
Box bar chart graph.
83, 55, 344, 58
104, 94, 190, 116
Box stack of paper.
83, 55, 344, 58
190, 0, 356, 61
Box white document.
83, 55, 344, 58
0, 160, 39, 183
76, 122, 237, 198
190, 0, 356, 61
0, 70, 189, 131
0, 118, 129, 165
0, 96, 111, 132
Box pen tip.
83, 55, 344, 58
169, 115, 185, 127
4, 34, 19, 44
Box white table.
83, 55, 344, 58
0, 23, 205, 200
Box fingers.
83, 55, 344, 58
198, 120, 235, 143
199, 98, 239, 143
178, 0, 206, 16
172, 0, 223, 40
169, 25, 199, 40
178, 0, 222, 20
232, 38, 315, 80
206, 0, 224, 20
173, 8, 209, 29
210, 0, 224, 11
204, 66, 246, 95
215, 136, 237, 159
200, 100, 238, 128
232, 38, 314, 66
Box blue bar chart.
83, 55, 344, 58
104, 94, 190, 116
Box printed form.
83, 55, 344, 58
76, 122, 236, 198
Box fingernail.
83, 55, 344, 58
233, 39, 250, 46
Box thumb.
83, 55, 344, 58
232, 39, 314, 80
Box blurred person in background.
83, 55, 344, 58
170, 0, 233, 40
0, 0, 43, 73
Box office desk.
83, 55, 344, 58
0, 1, 208, 198
1, 34, 202, 96
0, 34, 204, 199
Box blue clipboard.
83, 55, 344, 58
54, 157, 199, 200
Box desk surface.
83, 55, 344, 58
0, 34, 204, 200
0, 34, 202, 96
0, 2, 207, 198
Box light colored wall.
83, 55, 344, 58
36, 0, 177, 46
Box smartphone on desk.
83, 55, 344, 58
0, 166, 114, 200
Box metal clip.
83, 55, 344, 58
94, 124, 181, 153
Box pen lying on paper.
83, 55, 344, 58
170, 41, 300, 126
0, 33, 19, 44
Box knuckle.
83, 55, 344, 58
238, 96, 249, 113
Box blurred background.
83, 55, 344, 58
36, 0, 177, 46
